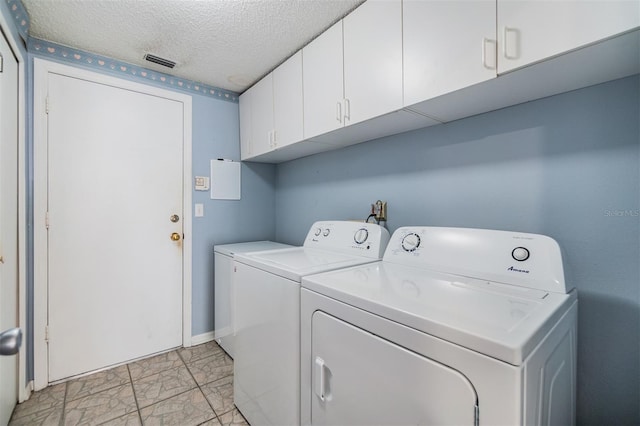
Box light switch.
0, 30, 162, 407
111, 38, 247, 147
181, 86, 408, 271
195, 203, 204, 217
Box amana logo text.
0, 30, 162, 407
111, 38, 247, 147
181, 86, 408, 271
508, 266, 530, 274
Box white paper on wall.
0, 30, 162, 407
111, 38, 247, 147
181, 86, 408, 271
210, 159, 241, 200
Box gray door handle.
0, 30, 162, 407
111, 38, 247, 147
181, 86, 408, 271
0, 328, 22, 356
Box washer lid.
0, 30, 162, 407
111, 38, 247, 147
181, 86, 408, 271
302, 262, 576, 365
213, 241, 293, 256
234, 247, 379, 282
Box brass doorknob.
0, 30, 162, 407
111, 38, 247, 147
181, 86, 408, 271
171, 233, 181, 241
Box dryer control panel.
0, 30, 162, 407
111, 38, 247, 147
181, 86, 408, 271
384, 227, 569, 294
304, 221, 390, 259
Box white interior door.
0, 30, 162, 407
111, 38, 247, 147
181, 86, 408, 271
46, 72, 184, 381
311, 311, 478, 425
0, 27, 20, 425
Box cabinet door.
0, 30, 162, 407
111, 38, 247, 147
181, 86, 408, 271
239, 89, 252, 159
250, 73, 275, 157
303, 21, 344, 139
343, 0, 403, 126
498, 0, 640, 74
273, 51, 304, 149
404, 0, 496, 109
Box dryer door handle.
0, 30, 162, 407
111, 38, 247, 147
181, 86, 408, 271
314, 356, 327, 402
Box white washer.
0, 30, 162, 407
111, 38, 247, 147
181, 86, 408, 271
214, 241, 292, 358
233, 221, 390, 426
301, 227, 578, 426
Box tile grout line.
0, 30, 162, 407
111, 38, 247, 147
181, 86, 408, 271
178, 348, 222, 424
60, 382, 68, 426
126, 364, 144, 425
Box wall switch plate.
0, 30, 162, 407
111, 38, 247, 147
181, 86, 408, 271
195, 203, 204, 217
195, 176, 210, 191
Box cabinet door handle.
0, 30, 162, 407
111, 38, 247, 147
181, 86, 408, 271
272, 129, 277, 148
482, 38, 497, 70
336, 101, 342, 123
344, 98, 351, 122
503, 26, 519, 60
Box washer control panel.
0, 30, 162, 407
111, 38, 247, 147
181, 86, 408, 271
384, 227, 568, 293
303, 221, 390, 259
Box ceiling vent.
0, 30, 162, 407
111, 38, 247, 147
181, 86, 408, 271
144, 53, 176, 69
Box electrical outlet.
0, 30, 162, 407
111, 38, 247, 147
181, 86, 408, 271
371, 200, 387, 222
378, 201, 387, 221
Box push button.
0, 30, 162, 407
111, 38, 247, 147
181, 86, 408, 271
512, 247, 530, 261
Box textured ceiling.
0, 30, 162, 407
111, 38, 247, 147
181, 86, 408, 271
21, 0, 365, 93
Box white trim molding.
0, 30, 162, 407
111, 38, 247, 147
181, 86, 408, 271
33, 58, 193, 390
0, 4, 28, 403
190, 331, 215, 347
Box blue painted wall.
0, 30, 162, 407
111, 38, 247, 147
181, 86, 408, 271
191, 95, 276, 335
275, 76, 640, 425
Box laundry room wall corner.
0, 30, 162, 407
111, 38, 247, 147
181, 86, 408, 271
190, 94, 277, 337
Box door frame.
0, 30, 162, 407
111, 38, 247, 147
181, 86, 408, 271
33, 58, 193, 390
0, 15, 27, 402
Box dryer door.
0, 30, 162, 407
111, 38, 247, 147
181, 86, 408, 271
311, 311, 478, 425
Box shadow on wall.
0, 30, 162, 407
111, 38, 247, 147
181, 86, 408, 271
278, 75, 637, 190
576, 290, 640, 425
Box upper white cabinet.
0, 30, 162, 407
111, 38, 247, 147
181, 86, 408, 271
249, 73, 274, 157
242, 0, 639, 163
343, 0, 403, 126
239, 87, 252, 160
239, 52, 303, 159
302, 22, 344, 140
303, 0, 402, 140
273, 51, 304, 150
497, 0, 640, 74
403, 0, 497, 110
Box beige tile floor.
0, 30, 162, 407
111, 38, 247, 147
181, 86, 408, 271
9, 341, 249, 426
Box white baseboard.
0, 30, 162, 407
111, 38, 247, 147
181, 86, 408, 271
19, 380, 33, 403
190, 331, 215, 346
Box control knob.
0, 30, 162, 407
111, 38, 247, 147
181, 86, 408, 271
323, 228, 331, 237
401, 233, 421, 252
354, 228, 369, 245
314, 228, 322, 237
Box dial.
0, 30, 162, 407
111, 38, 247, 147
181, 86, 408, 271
314, 228, 322, 237
354, 228, 369, 245
512, 247, 530, 261
323, 228, 331, 237
401, 233, 421, 252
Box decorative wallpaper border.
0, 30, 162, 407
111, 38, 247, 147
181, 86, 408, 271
6, 0, 28, 40
5, 0, 239, 102
28, 38, 239, 102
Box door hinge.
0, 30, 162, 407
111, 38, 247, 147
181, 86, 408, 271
45, 211, 50, 229
44, 325, 49, 343
45, 96, 49, 114
0, 53, 4, 73
474, 404, 479, 426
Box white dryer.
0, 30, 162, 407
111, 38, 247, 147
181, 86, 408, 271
233, 221, 390, 426
301, 227, 578, 426
213, 241, 292, 357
